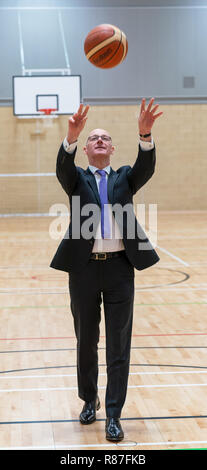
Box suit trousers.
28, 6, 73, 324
68, 251, 134, 418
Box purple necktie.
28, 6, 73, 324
96, 170, 111, 239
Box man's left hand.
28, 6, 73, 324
138, 98, 163, 139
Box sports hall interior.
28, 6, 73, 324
0, 0, 207, 451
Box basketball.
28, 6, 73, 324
84, 24, 128, 69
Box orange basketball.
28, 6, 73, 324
84, 24, 128, 69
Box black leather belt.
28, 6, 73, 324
90, 250, 125, 261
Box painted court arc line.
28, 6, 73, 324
1, 363, 207, 375
0, 268, 190, 292
2, 370, 207, 380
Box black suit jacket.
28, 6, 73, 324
50, 143, 159, 273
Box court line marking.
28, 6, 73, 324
1, 370, 207, 380
5, 282, 207, 293
1, 440, 207, 450
1, 414, 207, 426
1, 331, 207, 341
155, 245, 190, 267
1, 345, 207, 354
1, 363, 207, 376
1, 383, 207, 393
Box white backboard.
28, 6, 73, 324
13, 75, 81, 116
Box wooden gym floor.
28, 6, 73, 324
0, 211, 207, 450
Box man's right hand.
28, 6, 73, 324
67, 104, 90, 144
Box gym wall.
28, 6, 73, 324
0, 102, 206, 213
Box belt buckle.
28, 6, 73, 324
97, 253, 107, 260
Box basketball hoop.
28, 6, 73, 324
39, 108, 58, 127
39, 108, 57, 116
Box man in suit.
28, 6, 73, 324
50, 98, 163, 441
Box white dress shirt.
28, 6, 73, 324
63, 136, 154, 252
88, 164, 125, 252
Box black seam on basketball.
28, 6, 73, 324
90, 31, 123, 67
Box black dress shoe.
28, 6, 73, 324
79, 396, 100, 424
105, 417, 124, 441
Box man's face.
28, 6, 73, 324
84, 128, 114, 167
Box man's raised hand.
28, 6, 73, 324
138, 98, 163, 137
67, 104, 90, 144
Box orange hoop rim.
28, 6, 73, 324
39, 108, 57, 115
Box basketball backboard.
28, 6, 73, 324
13, 75, 81, 117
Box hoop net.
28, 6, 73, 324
39, 108, 58, 127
